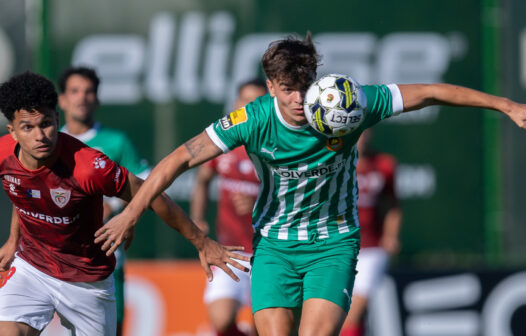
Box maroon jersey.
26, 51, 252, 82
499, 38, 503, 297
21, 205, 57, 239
0, 133, 128, 282
356, 153, 397, 248
205, 146, 259, 253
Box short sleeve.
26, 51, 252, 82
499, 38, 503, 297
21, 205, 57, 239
361, 84, 404, 129
74, 148, 128, 196
205, 99, 263, 153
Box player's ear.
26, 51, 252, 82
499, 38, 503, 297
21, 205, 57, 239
6, 122, 17, 142
266, 79, 276, 97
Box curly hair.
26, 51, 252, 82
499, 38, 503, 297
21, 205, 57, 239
261, 32, 321, 90
58, 66, 100, 93
0, 72, 58, 121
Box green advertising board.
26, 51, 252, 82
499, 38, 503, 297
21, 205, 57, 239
2, 0, 504, 266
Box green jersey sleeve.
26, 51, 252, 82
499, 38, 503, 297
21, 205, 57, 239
361, 84, 404, 129
205, 94, 271, 152
116, 134, 150, 178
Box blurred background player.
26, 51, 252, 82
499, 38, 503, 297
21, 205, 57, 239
58, 66, 150, 336
340, 129, 402, 336
191, 79, 267, 336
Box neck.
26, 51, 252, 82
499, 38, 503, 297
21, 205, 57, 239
18, 148, 56, 171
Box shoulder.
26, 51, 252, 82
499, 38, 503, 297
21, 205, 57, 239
60, 132, 108, 178
0, 134, 16, 161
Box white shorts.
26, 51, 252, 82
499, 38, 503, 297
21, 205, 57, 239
353, 247, 389, 297
0, 256, 116, 335
204, 253, 251, 306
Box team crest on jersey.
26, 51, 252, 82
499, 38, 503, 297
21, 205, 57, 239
50, 187, 71, 208
326, 137, 343, 152
220, 107, 248, 130
93, 157, 107, 169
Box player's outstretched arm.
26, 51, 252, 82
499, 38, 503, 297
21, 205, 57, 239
98, 131, 222, 245
398, 83, 526, 129
0, 207, 20, 271
95, 172, 249, 281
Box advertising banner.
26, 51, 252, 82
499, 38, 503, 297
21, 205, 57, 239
42, 0, 488, 263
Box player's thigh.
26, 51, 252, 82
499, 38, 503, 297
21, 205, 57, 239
207, 298, 241, 330
0, 258, 55, 331
251, 249, 303, 313
299, 298, 347, 336
54, 275, 116, 336
302, 246, 358, 312
0, 321, 41, 336
254, 307, 298, 336
353, 247, 389, 297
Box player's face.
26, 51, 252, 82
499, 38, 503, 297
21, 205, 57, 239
7, 108, 59, 169
267, 79, 308, 126
234, 85, 267, 109
59, 74, 98, 124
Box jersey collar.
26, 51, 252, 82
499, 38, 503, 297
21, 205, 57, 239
273, 97, 309, 131
60, 122, 101, 143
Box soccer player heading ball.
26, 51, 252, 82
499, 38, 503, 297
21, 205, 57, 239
101, 32, 526, 336
0, 72, 249, 336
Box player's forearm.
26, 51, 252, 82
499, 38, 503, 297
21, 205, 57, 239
151, 192, 208, 250
125, 145, 191, 218
190, 183, 209, 222
398, 83, 513, 113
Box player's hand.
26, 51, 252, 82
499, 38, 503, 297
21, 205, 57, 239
197, 237, 250, 282
0, 239, 17, 272
505, 102, 526, 130
231, 193, 255, 216
94, 211, 137, 256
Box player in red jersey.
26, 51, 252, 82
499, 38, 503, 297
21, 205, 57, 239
340, 129, 402, 336
191, 79, 267, 336
0, 72, 249, 336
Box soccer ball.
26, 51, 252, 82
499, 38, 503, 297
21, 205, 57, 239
304, 74, 366, 137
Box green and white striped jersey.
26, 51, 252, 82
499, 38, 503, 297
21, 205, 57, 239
206, 84, 403, 243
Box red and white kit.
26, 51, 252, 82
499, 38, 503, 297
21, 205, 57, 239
0, 132, 128, 334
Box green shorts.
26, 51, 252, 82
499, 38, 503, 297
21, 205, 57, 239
251, 232, 359, 313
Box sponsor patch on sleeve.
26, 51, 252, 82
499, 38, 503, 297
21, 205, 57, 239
220, 107, 248, 130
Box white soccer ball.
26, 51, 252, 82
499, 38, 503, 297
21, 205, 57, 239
304, 74, 366, 137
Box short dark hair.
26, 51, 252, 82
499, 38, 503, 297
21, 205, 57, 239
238, 78, 267, 94
58, 66, 100, 93
0, 71, 58, 121
261, 32, 321, 90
